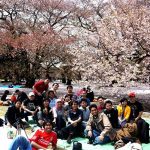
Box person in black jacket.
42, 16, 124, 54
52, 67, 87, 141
5, 100, 25, 128
104, 100, 119, 129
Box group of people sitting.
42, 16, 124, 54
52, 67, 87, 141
0, 78, 149, 150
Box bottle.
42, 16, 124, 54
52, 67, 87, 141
7, 128, 14, 139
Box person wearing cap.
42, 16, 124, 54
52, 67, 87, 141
22, 92, 39, 122
52, 99, 66, 132
128, 92, 143, 122
127, 92, 149, 143
117, 97, 131, 127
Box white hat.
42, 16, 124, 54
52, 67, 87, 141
28, 92, 35, 97
56, 99, 62, 103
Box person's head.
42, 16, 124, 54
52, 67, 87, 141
56, 99, 63, 108
15, 100, 22, 108
43, 98, 50, 107
120, 97, 128, 107
67, 85, 73, 93
104, 100, 113, 111
80, 98, 88, 108
72, 101, 78, 110
97, 96, 105, 105
89, 104, 98, 116
15, 89, 20, 95
80, 91, 87, 98
43, 120, 53, 132
48, 90, 55, 98
52, 83, 59, 90
28, 92, 35, 100
44, 78, 51, 84
128, 92, 136, 103
64, 95, 71, 102
4, 90, 9, 95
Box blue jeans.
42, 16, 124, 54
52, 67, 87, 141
8, 135, 32, 150
84, 129, 111, 145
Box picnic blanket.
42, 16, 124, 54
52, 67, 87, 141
0, 118, 150, 150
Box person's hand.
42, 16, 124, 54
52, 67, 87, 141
72, 122, 77, 127
88, 131, 92, 137
37, 92, 42, 96
99, 135, 104, 141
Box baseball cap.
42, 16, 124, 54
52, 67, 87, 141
28, 92, 35, 97
56, 99, 62, 103
128, 92, 136, 97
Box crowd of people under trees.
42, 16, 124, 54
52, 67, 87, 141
0, 78, 149, 150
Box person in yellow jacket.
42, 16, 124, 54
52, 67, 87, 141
117, 98, 131, 127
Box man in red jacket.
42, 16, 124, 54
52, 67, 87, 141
33, 78, 51, 106
8, 120, 57, 150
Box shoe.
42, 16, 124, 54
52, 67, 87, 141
87, 137, 93, 144
67, 138, 72, 144
67, 133, 72, 144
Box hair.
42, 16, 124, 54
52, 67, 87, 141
72, 100, 78, 105
15, 89, 20, 93
15, 100, 22, 104
48, 90, 54, 94
80, 98, 87, 103
89, 104, 97, 111
43, 120, 53, 128
4, 90, 9, 95
67, 85, 73, 89
52, 83, 59, 86
97, 96, 105, 100
104, 100, 112, 108
120, 97, 128, 103
43, 98, 49, 102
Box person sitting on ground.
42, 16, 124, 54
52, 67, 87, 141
5, 100, 25, 128
46, 90, 57, 108
8, 120, 57, 150
104, 100, 119, 129
61, 101, 83, 144
117, 98, 131, 127
86, 86, 94, 102
37, 98, 53, 127
64, 85, 78, 101
33, 78, 51, 106
15, 89, 28, 103
52, 99, 66, 132
0, 90, 10, 105
128, 92, 149, 143
22, 92, 39, 122
97, 96, 106, 112
85, 104, 112, 145
50, 83, 59, 98
79, 98, 90, 132
78, 91, 90, 106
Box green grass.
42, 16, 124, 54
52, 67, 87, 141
0, 106, 7, 117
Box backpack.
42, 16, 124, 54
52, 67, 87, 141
139, 120, 149, 143
0, 118, 4, 127
72, 141, 82, 150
